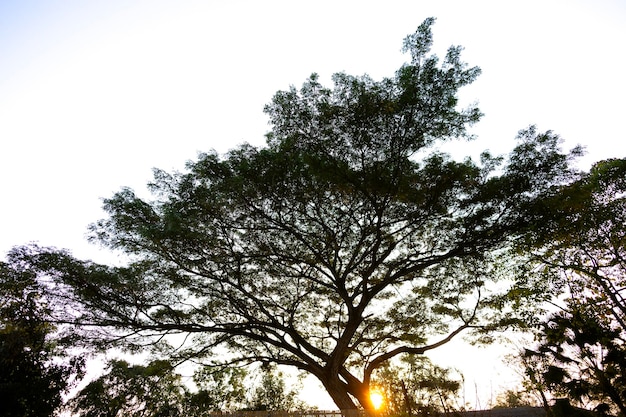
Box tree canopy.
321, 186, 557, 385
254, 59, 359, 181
69, 358, 304, 416
18, 18, 584, 410
0, 259, 84, 416
520, 158, 626, 415
69, 359, 187, 417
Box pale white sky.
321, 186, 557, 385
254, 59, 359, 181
1, 0, 625, 409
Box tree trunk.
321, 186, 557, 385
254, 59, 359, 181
320, 375, 377, 412
320, 377, 360, 410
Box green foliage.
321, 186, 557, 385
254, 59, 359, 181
519, 158, 626, 415
69, 359, 187, 417
0, 260, 83, 417
372, 356, 463, 415
68, 360, 303, 416
17, 18, 583, 410
188, 365, 247, 412
524, 307, 626, 415
247, 365, 304, 411
493, 389, 538, 409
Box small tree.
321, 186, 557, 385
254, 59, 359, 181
187, 365, 248, 412
69, 359, 187, 417
0, 260, 83, 417
372, 356, 462, 416
493, 389, 538, 409
247, 365, 304, 411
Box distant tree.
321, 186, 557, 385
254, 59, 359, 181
246, 365, 304, 411
69, 359, 305, 416
69, 359, 187, 417
372, 356, 462, 416
520, 159, 626, 416
0, 259, 83, 417
502, 348, 552, 411
493, 389, 538, 409
19, 18, 584, 410
187, 365, 247, 412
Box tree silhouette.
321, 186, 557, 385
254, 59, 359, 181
21, 18, 583, 410
522, 159, 626, 416
0, 259, 83, 416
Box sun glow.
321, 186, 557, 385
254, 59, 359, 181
370, 389, 384, 410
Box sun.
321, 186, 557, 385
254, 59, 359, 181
369, 389, 384, 410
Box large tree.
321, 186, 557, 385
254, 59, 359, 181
21, 18, 582, 410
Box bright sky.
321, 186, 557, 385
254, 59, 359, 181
1, 0, 625, 410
